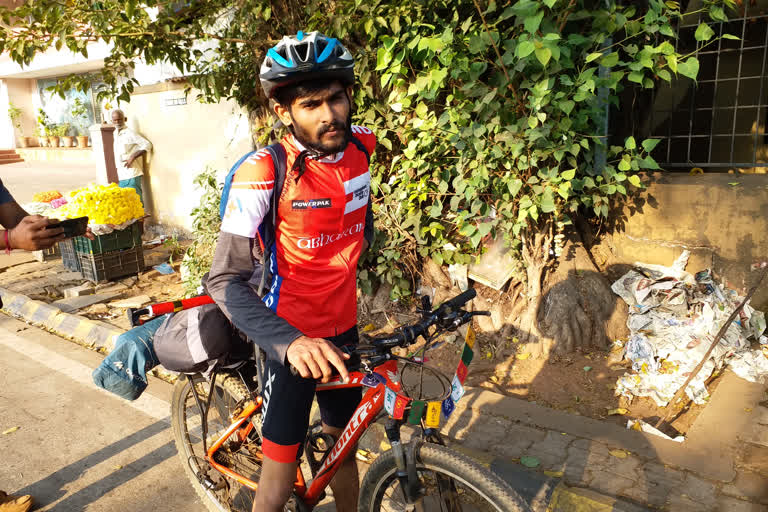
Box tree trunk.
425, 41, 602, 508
519, 225, 553, 357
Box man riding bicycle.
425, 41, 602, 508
207, 31, 375, 512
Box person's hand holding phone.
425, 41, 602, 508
8, 215, 64, 251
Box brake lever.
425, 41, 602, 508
444, 310, 490, 331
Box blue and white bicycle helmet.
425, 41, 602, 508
260, 31, 355, 99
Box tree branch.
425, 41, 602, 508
470, 0, 520, 109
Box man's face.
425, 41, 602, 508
111, 112, 125, 129
276, 82, 352, 154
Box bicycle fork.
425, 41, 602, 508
384, 419, 423, 510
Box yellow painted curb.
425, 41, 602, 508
547, 482, 617, 512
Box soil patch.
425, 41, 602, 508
361, 310, 714, 436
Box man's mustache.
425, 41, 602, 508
317, 121, 347, 136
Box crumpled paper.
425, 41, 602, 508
612, 251, 767, 407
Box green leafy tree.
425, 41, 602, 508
1, 0, 737, 351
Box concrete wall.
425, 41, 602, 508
5, 78, 38, 144
123, 81, 253, 231
612, 173, 768, 311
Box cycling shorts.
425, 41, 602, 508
259, 328, 362, 463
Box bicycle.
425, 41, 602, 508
132, 289, 528, 511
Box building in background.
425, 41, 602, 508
0, 0, 252, 232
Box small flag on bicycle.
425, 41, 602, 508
425, 401, 441, 428
465, 324, 476, 349
384, 387, 397, 416
393, 394, 409, 420
451, 375, 465, 403
441, 396, 455, 418
408, 400, 426, 425
456, 361, 469, 384
461, 344, 474, 366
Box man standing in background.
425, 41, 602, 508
111, 109, 152, 206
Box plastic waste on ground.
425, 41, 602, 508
611, 250, 767, 407
626, 419, 685, 443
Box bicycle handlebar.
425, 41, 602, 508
288, 289, 480, 378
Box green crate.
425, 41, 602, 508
59, 238, 81, 273
77, 246, 145, 283
73, 222, 142, 254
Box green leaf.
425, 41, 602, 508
468, 35, 486, 54
722, 34, 740, 41
709, 6, 728, 22
586, 52, 602, 63
618, 158, 631, 171
540, 191, 556, 213
543, 0, 557, 7
601, 52, 619, 67
459, 223, 476, 237
678, 57, 700, 80
640, 156, 660, 169
642, 139, 661, 152
628, 175, 642, 187
517, 40, 535, 59
695, 23, 715, 42
521, 456, 540, 468
508, 178, 523, 197
477, 222, 493, 237
625, 136, 636, 150
561, 168, 576, 180
667, 54, 678, 73
560, 100, 574, 115
628, 71, 644, 84
525, 12, 544, 34
535, 47, 552, 66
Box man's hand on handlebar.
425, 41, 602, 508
286, 336, 351, 384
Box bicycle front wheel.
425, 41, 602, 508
358, 442, 530, 512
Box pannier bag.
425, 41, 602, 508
153, 303, 250, 374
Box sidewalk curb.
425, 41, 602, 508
0, 286, 121, 352
0, 285, 182, 382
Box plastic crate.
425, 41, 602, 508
73, 222, 142, 255
59, 238, 81, 272
32, 244, 60, 263
77, 246, 145, 283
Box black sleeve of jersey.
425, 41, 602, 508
364, 193, 374, 250
207, 231, 302, 364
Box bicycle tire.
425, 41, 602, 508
171, 372, 262, 512
358, 442, 530, 512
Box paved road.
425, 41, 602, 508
1, 161, 99, 203
0, 314, 207, 512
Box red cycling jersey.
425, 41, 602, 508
220, 127, 375, 338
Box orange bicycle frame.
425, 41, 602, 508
204, 359, 401, 508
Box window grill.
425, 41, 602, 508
648, 4, 768, 171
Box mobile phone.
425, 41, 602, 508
48, 216, 89, 238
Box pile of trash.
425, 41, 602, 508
611, 251, 768, 407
